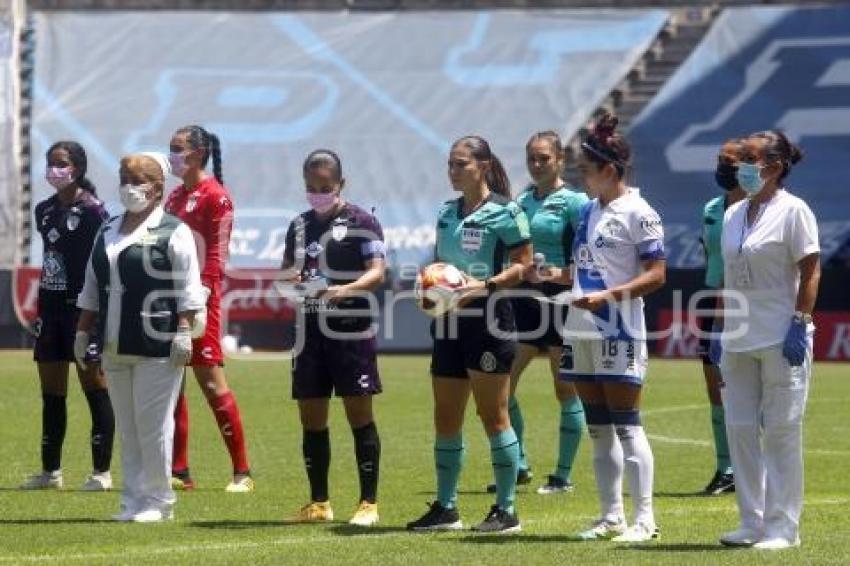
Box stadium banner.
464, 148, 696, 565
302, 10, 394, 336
30, 9, 668, 272
630, 5, 850, 268
655, 308, 850, 362
0, 0, 23, 269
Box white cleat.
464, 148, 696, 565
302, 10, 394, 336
131, 508, 174, 523
111, 508, 136, 522
20, 470, 63, 490
720, 527, 764, 547
82, 471, 112, 491
753, 537, 800, 550
571, 517, 627, 541
612, 521, 660, 543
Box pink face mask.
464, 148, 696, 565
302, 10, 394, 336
307, 192, 338, 214
168, 152, 188, 178
46, 166, 75, 190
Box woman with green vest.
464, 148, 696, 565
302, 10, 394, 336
698, 139, 746, 495
75, 152, 206, 523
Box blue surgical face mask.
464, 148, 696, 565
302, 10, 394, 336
736, 162, 765, 195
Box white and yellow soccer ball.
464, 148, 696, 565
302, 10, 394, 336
414, 262, 468, 318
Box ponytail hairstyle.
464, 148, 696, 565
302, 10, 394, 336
749, 130, 804, 181
176, 125, 224, 184
46, 140, 97, 196
580, 113, 631, 179
302, 148, 343, 182
452, 135, 511, 198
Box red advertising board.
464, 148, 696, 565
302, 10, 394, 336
656, 309, 850, 361
12, 266, 294, 329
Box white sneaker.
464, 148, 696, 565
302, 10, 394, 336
571, 517, 627, 541
720, 527, 763, 547
82, 471, 112, 491
111, 508, 136, 522
132, 508, 174, 523
612, 521, 660, 543
20, 470, 63, 490
754, 537, 800, 550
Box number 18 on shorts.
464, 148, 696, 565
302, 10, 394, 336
559, 338, 648, 385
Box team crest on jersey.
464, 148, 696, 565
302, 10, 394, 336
66, 213, 80, 231
331, 221, 348, 241
306, 241, 323, 258
185, 195, 198, 213
47, 228, 60, 243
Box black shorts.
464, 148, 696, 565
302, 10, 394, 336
512, 282, 569, 349
291, 330, 381, 399
430, 297, 516, 378
696, 293, 718, 365
33, 298, 101, 364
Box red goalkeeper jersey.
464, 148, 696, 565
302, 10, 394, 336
165, 176, 233, 288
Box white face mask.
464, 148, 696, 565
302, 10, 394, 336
119, 183, 152, 213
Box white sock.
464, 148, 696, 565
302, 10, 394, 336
616, 424, 655, 527
588, 424, 624, 522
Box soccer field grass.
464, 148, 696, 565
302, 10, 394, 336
0, 351, 847, 564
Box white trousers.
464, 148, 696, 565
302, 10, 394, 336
103, 355, 183, 514
720, 341, 812, 542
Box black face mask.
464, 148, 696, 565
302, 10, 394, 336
715, 163, 738, 191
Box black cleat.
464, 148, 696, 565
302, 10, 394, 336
406, 501, 463, 531
471, 505, 521, 533
536, 474, 576, 495
704, 471, 735, 495
486, 468, 533, 494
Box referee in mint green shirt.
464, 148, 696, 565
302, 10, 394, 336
485, 131, 588, 497
699, 139, 746, 495
406, 136, 532, 534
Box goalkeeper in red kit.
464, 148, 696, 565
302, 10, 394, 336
164, 125, 252, 492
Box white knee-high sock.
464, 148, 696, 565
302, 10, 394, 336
615, 423, 655, 527
587, 423, 624, 522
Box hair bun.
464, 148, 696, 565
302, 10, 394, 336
789, 144, 804, 165
592, 113, 619, 144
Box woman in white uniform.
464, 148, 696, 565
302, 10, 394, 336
716, 131, 820, 550
560, 114, 666, 543
75, 153, 206, 523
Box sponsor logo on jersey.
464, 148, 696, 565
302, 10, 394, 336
305, 242, 323, 258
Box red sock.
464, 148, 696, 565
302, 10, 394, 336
209, 391, 250, 474
172, 393, 190, 473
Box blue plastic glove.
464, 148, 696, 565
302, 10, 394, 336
782, 317, 808, 367
708, 321, 723, 366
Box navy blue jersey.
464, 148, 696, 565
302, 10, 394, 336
283, 202, 385, 329
34, 191, 108, 302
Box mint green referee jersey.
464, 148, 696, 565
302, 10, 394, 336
516, 184, 589, 268
702, 195, 726, 288
435, 193, 530, 280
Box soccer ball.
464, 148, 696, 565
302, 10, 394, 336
414, 262, 468, 317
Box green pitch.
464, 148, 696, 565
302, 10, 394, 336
0, 350, 847, 564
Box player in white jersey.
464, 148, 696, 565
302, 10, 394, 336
559, 114, 666, 543
715, 131, 820, 550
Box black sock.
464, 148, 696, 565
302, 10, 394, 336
41, 394, 67, 472
352, 422, 380, 504
84, 388, 115, 473
303, 429, 330, 502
